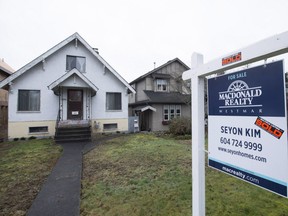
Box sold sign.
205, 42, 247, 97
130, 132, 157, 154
222, 52, 242, 66
255, 116, 284, 139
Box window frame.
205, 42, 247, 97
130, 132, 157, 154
106, 92, 122, 111
29, 126, 48, 133
18, 90, 41, 112
163, 105, 181, 121
103, 123, 118, 131
156, 79, 168, 92
66, 55, 86, 73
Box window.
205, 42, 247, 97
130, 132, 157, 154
156, 79, 168, 92
66, 55, 86, 72
29, 126, 48, 133
164, 105, 169, 121
106, 93, 122, 110
18, 90, 40, 111
103, 123, 118, 130
163, 105, 181, 121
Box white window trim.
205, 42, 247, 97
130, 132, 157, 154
156, 79, 168, 92
163, 105, 181, 121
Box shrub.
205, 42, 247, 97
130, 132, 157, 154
168, 117, 191, 135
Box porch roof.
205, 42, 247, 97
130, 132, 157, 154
133, 105, 157, 112
48, 68, 99, 96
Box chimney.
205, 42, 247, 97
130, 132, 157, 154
93, 48, 99, 54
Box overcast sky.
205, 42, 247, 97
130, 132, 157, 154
1, 0, 288, 82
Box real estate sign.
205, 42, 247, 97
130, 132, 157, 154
208, 60, 288, 197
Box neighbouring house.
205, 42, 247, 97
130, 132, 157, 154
0, 59, 14, 141
128, 58, 191, 131
0, 33, 135, 141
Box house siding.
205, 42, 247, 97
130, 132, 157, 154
149, 104, 191, 131
128, 58, 191, 132
6, 38, 130, 139
135, 79, 148, 102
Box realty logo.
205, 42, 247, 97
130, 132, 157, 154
218, 80, 262, 108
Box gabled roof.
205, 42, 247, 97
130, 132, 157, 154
0, 33, 135, 93
48, 68, 99, 96
132, 105, 157, 112
130, 58, 190, 84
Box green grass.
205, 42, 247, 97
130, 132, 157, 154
81, 133, 288, 216
81, 134, 192, 216
206, 167, 288, 216
0, 139, 62, 216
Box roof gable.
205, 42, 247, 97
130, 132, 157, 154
130, 58, 190, 84
48, 68, 99, 96
0, 33, 135, 93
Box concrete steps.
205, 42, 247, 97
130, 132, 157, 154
55, 126, 91, 143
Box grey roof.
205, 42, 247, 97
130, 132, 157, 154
143, 90, 190, 104
130, 58, 190, 84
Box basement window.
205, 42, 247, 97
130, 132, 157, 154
29, 126, 48, 133
103, 123, 118, 131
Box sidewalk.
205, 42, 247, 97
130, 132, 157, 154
27, 142, 86, 216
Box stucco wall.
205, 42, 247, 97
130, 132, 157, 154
8, 120, 56, 139
91, 118, 128, 133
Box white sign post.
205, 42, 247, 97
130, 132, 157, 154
183, 31, 288, 216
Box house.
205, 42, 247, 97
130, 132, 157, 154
0, 59, 14, 141
129, 58, 191, 131
0, 33, 135, 140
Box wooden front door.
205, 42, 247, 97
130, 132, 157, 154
67, 89, 83, 120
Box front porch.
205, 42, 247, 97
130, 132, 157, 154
58, 119, 90, 128
55, 120, 91, 143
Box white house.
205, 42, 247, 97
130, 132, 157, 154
0, 33, 135, 140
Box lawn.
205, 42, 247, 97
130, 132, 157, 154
81, 134, 192, 216
81, 133, 288, 216
0, 139, 62, 216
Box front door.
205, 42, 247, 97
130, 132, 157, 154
67, 89, 83, 120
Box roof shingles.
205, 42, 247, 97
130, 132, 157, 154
143, 90, 190, 104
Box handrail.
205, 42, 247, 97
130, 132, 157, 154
55, 109, 61, 135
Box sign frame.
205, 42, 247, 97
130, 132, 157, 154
182, 30, 288, 216
208, 60, 288, 197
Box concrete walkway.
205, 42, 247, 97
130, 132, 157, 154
27, 135, 121, 216
27, 142, 86, 216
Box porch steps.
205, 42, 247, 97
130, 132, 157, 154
55, 126, 91, 143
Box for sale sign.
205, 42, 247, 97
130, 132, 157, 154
208, 60, 288, 197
